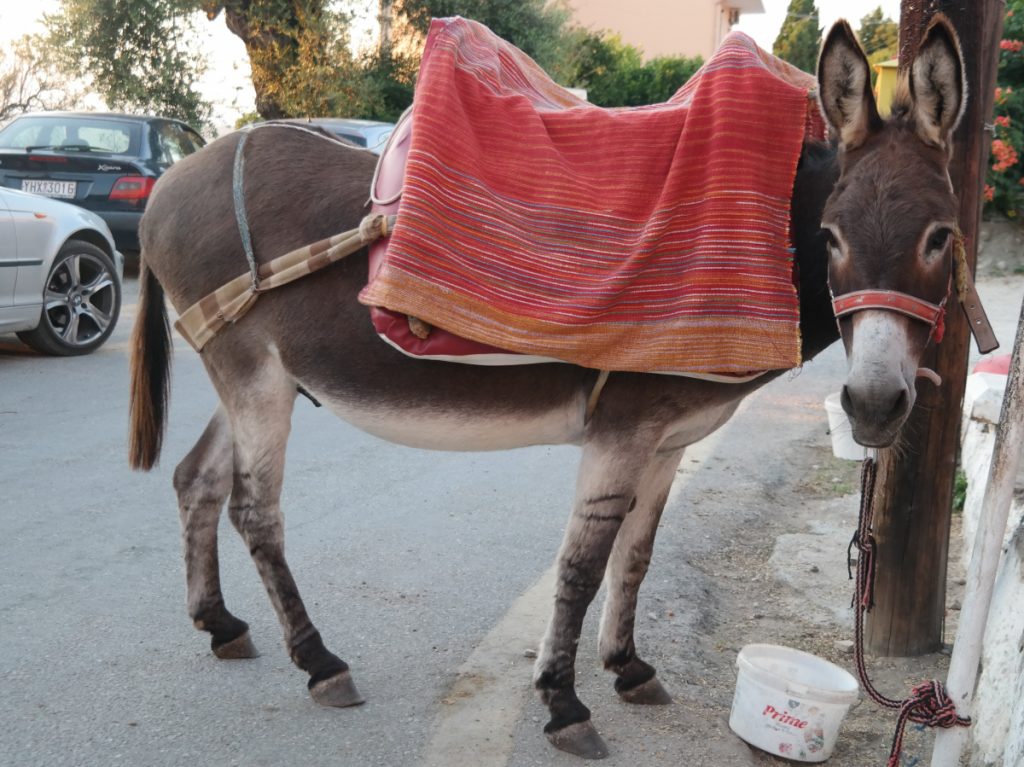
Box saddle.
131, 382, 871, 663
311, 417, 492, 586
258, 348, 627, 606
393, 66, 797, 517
366, 109, 550, 364
362, 18, 828, 376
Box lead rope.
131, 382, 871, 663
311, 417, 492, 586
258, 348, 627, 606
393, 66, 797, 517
849, 458, 971, 766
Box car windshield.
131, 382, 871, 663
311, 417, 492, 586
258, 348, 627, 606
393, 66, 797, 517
0, 116, 141, 155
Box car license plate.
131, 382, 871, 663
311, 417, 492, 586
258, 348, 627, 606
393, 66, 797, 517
22, 179, 77, 199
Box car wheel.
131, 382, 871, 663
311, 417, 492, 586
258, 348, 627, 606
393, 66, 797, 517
17, 240, 121, 356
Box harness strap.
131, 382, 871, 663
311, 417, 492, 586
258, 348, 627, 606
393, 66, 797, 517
175, 214, 395, 352
830, 231, 999, 353
952, 234, 1000, 354
832, 289, 946, 330
585, 370, 610, 423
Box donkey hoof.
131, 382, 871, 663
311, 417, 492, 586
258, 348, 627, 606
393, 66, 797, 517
617, 676, 673, 705
309, 670, 365, 708
546, 721, 609, 759
212, 631, 259, 659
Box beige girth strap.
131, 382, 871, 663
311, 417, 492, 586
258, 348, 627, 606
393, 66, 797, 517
175, 214, 395, 352
585, 369, 611, 423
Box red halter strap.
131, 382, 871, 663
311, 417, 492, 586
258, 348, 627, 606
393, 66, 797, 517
831, 287, 949, 343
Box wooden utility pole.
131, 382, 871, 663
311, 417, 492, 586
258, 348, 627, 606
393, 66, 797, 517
867, 1, 1005, 656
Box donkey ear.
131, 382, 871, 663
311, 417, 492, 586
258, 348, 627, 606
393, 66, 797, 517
817, 20, 882, 149
908, 14, 966, 148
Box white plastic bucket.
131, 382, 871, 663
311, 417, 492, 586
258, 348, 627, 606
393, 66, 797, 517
729, 644, 860, 762
824, 393, 866, 461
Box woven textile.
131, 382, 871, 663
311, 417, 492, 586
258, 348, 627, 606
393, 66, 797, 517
359, 18, 827, 375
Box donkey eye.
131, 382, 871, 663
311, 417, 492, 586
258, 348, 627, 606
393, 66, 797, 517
926, 227, 952, 254
821, 229, 842, 259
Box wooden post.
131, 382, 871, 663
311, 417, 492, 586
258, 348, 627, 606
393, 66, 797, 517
866, 1, 1005, 656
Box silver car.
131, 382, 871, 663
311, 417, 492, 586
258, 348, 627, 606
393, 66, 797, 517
278, 117, 395, 154
0, 186, 123, 355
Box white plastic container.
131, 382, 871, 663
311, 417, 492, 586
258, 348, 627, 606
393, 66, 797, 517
729, 644, 860, 762
824, 392, 866, 461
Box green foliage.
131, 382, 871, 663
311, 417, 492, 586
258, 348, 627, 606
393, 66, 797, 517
952, 469, 968, 513
347, 51, 417, 122
857, 7, 898, 57
857, 6, 898, 86
773, 0, 821, 74
985, 0, 1024, 220
396, 0, 573, 77
201, 1, 361, 119
561, 29, 701, 107
44, 0, 212, 129
40, 0, 705, 128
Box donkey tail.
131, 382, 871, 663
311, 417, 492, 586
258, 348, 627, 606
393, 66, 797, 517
129, 259, 172, 470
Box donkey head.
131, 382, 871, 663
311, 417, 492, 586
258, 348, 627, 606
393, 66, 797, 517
817, 15, 966, 447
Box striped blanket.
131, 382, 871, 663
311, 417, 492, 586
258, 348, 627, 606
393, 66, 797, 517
359, 18, 827, 375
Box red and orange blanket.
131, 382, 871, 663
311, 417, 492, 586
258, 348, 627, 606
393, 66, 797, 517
359, 18, 827, 376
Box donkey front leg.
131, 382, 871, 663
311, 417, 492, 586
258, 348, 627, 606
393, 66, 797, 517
174, 406, 257, 659
534, 437, 660, 759
599, 448, 684, 705
220, 364, 363, 709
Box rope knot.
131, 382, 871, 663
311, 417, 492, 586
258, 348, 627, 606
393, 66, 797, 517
907, 680, 968, 728
358, 214, 389, 243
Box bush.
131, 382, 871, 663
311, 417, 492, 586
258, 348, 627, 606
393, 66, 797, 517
985, 2, 1024, 219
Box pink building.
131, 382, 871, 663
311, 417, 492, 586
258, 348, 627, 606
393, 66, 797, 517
570, 0, 766, 60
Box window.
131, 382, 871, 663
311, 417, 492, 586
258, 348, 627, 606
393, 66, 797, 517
0, 116, 139, 154
154, 122, 204, 164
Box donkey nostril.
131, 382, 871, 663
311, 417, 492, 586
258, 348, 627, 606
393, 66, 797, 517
886, 388, 909, 421
840, 385, 855, 416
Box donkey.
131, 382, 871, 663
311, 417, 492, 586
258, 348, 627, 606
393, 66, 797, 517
129, 18, 966, 759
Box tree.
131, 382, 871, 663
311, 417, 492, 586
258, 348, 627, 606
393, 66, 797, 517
395, 0, 573, 79
1, 35, 86, 122
199, 1, 361, 119
772, 0, 821, 74
46, 0, 363, 123
857, 6, 898, 85
45, 0, 212, 128
857, 6, 898, 58
562, 29, 701, 107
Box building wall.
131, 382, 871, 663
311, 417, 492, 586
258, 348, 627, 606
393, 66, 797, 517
570, 1, 762, 60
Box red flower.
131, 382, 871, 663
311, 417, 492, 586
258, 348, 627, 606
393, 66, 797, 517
1000, 39, 1024, 52
992, 139, 1019, 172
984, 184, 995, 202
995, 115, 1012, 129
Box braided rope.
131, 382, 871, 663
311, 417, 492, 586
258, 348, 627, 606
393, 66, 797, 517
232, 126, 259, 294
849, 458, 971, 766
953, 230, 971, 305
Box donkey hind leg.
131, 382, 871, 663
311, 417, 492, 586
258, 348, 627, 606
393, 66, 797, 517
534, 437, 660, 759
598, 448, 684, 705
222, 362, 363, 708
174, 406, 257, 659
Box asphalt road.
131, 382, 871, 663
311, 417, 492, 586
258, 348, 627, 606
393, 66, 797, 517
1, 275, 1020, 767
